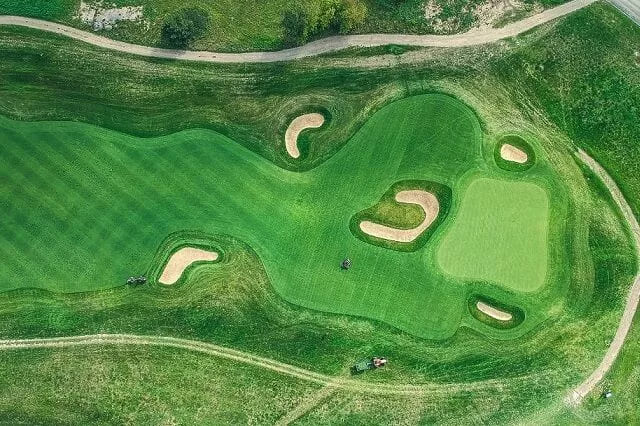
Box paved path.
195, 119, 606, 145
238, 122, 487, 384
566, 150, 640, 405
0, 0, 595, 63
609, 0, 640, 25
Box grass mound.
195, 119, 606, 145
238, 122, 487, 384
494, 134, 536, 171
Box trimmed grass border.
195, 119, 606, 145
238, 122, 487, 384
147, 230, 224, 287
494, 134, 536, 172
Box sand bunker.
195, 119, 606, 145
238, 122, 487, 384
285, 113, 325, 159
159, 247, 218, 285
360, 190, 439, 243
476, 301, 513, 321
500, 143, 528, 164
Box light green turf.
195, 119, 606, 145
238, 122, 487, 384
436, 177, 550, 292
0, 94, 569, 339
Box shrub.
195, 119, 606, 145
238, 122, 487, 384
282, 0, 368, 46
336, 0, 368, 33
161, 7, 210, 49
282, 8, 310, 46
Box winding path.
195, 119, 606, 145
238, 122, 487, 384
0, 0, 595, 63
0, 333, 498, 395
566, 150, 640, 405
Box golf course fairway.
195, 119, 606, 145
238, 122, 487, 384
0, 94, 570, 340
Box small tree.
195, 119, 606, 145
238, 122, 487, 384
336, 0, 367, 33
282, 8, 309, 46
161, 7, 210, 49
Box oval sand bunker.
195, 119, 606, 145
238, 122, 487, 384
500, 143, 528, 164
476, 301, 513, 321
360, 190, 439, 243
285, 113, 324, 158
159, 247, 219, 285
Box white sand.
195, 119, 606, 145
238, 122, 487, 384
159, 247, 218, 285
284, 113, 325, 158
476, 301, 513, 321
500, 143, 528, 163
360, 190, 439, 243
77, 1, 143, 31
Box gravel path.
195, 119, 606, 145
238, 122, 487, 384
0, 0, 595, 63
566, 150, 640, 405
609, 0, 640, 25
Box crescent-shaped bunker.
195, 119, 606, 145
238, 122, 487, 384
284, 113, 325, 158
159, 247, 219, 285
359, 190, 440, 243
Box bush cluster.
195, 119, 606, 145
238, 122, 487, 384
161, 7, 211, 49
282, 0, 368, 46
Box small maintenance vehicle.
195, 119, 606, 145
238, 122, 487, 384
351, 357, 387, 374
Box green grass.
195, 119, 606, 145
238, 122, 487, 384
349, 179, 452, 252
491, 2, 640, 218
0, 0, 74, 20
0, 93, 573, 340
436, 177, 550, 292
0, 2, 638, 423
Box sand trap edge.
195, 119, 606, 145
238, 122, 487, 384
359, 189, 440, 243
500, 143, 528, 164
476, 301, 513, 321
284, 113, 325, 159
159, 247, 219, 285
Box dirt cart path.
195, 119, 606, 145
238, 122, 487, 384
566, 150, 640, 405
0, 0, 595, 63
0, 333, 508, 395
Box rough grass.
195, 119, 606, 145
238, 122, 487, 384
0, 345, 319, 424
491, 2, 640, 217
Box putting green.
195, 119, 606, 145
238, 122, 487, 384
0, 93, 568, 339
435, 177, 550, 292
